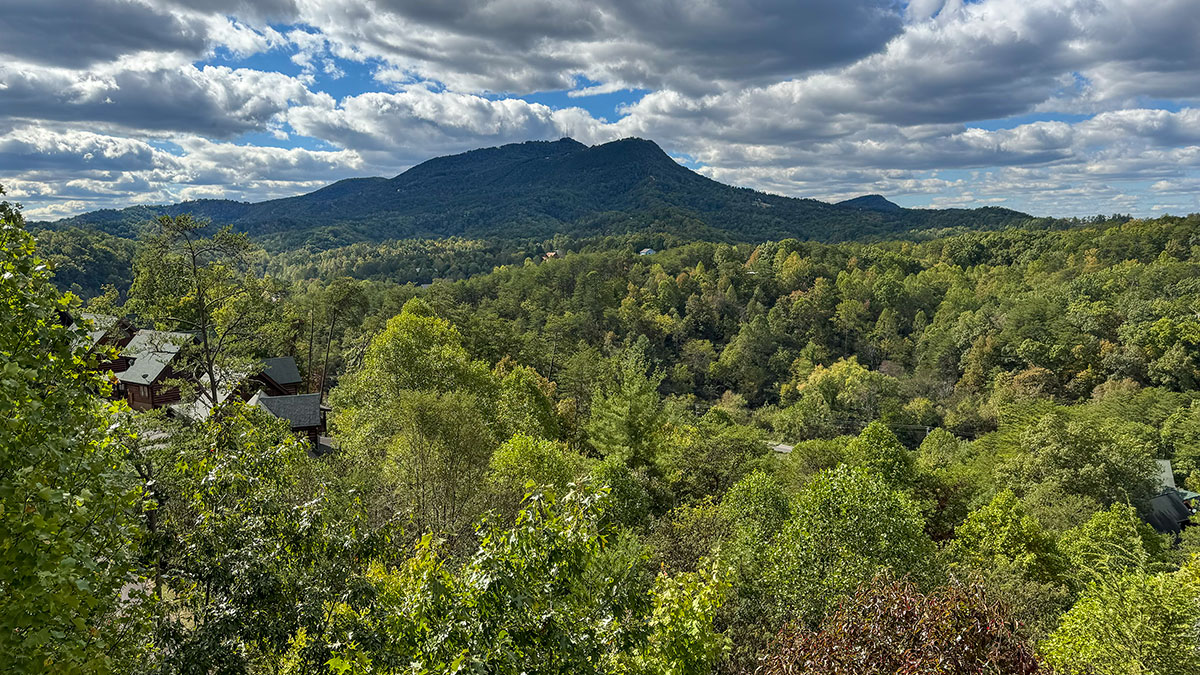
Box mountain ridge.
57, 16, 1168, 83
39, 137, 1033, 248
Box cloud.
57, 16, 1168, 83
0, 126, 363, 218
0, 63, 322, 138
289, 0, 905, 94
286, 87, 615, 167
0, 0, 207, 68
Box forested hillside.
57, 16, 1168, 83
6, 178, 1200, 674
35, 138, 1032, 250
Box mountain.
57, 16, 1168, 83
40, 138, 1032, 248
836, 194, 903, 212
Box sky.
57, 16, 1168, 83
2, 0, 1199, 221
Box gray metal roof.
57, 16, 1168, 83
118, 330, 191, 384
256, 393, 323, 429
78, 313, 119, 350
1157, 459, 1176, 490
261, 356, 302, 386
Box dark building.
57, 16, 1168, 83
251, 392, 328, 448
251, 356, 303, 396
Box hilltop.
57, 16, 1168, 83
40, 138, 1031, 249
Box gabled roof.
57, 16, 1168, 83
77, 313, 120, 350
118, 330, 191, 384
1157, 459, 1177, 490
260, 356, 302, 386
255, 393, 324, 429
1146, 490, 1193, 534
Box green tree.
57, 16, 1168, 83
128, 215, 278, 406
487, 434, 586, 514
1059, 502, 1175, 584
720, 471, 790, 541
946, 490, 1072, 640
324, 487, 726, 675
1041, 558, 1200, 675
765, 466, 937, 623
0, 193, 147, 673
843, 420, 918, 487
586, 345, 667, 470
947, 490, 1068, 585
997, 412, 1160, 508
135, 402, 379, 673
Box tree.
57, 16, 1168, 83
586, 344, 668, 470
0, 191, 147, 672
658, 418, 769, 503
844, 420, 918, 488
487, 434, 586, 514
997, 412, 1160, 509
323, 487, 727, 675
720, 471, 790, 542
1040, 558, 1200, 675
137, 402, 378, 673
947, 491, 1068, 585
764, 466, 937, 624
494, 360, 562, 440
759, 575, 1043, 675
315, 277, 368, 398
945, 491, 1073, 640
1059, 502, 1175, 584
128, 215, 277, 406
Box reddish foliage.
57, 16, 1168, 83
757, 574, 1044, 675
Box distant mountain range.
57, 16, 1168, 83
39, 137, 1033, 248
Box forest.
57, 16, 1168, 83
6, 180, 1200, 674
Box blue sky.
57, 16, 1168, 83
1, 0, 1198, 220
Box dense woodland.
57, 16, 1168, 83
6, 178, 1200, 674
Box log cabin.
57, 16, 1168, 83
118, 330, 193, 411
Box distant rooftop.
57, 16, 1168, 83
255, 393, 324, 429
261, 356, 302, 386
118, 330, 191, 384
78, 312, 120, 350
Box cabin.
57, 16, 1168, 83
77, 313, 135, 354
118, 330, 192, 411
250, 356, 303, 396
639, 247, 657, 256
250, 392, 329, 449
71, 313, 135, 377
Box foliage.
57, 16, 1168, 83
945, 491, 1073, 640
759, 574, 1043, 675
996, 412, 1161, 509
946, 490, 1068, 585
586, 344, 668, 470
324, 487, 727, 675
135, 403, 379, 673
649, 500, 729, 574
764, 466, 937, 624
1040, 557, 1200, 675
127, 215, 283, 406
844, 420, 918, 487
0, 193, 147, 673
719, 471, 790, 541
486, 434, 586, 514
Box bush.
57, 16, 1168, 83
759, 574, 1043, 675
